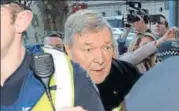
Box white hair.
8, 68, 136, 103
63, 9, 119, 57
63, 9, 111, 44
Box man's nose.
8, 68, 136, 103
94, 49, 105, 65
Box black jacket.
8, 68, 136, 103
97, 59, 141, 111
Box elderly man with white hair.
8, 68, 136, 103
63, 9, 141, 111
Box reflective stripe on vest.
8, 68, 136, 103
32, 47, 74, 111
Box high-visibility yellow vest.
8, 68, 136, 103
112, 106, 121, 111
32, 47, 74, 111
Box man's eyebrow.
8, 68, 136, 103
83, 41, 112, 46
105, 41, 112, 44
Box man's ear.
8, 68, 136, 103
64, 44, 72, 60
112, 49, 117, 59
15, 10, 33, 33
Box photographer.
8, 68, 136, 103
128, 12, 151, 34
117, 3, 152, 55
126, 1, 151, 34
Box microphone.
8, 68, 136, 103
31, 53, 56, 111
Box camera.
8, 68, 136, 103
127, 10, 141, 23
126, 2, 149, 24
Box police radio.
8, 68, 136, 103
31, 53, 56, 111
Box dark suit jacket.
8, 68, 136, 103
97, 59, 141, 111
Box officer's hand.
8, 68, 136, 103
157, 27, 179, 46
163, 26, 179, 39
60, 106, 87, 111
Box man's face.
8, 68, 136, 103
151, 19, 168, 37
45, 37, 63, 49
66, 27, 113, 84
1, 5, 16, 58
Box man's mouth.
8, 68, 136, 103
92, 68, 105, 72
93, 69, 103, 71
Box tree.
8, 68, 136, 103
21, 0, 69, 45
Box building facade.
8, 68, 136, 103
25, 0, 178, 45
79, 1, 169, 19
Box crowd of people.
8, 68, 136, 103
1, 1, 179, 111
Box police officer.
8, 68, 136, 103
0, 1, 105, 111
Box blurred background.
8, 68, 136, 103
21, 0, 179, 46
